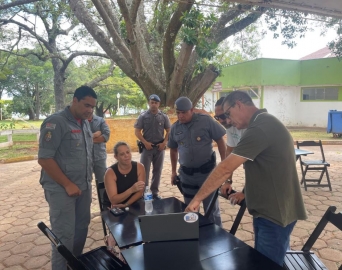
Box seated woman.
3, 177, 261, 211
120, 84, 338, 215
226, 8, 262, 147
103, 141, 146, 208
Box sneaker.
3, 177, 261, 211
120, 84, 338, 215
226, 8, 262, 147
153, 194, 162, 200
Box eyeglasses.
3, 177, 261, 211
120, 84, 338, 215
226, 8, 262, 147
224, 103, 235, 119
214, 113, 227, 121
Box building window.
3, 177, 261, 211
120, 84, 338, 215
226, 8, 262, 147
302, 87, 339, 101
240, 88, 259, 99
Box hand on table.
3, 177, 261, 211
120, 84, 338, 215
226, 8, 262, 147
110, 204, 126, 209
185, 199, 201, 213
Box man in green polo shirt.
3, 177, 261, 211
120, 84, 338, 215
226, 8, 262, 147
186, 90, 307, 266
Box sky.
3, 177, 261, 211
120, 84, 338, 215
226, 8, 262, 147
259, 27, 337, 60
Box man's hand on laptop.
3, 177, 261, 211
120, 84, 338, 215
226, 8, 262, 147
185, 199, 201, 212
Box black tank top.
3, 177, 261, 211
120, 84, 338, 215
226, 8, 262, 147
103, 161, 138, 207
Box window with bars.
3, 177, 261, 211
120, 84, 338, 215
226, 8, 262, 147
302, 87, 339, 101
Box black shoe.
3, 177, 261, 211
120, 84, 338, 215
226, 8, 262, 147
153, 194, 161, 200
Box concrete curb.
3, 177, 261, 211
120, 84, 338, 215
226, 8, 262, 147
1, 155, 38, 164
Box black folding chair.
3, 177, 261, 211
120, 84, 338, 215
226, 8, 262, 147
284, 206, 342, 270
37, 222, 128, 270
296, 140, 332, 191
95, 179, 108, 237
205, 189, 247, 235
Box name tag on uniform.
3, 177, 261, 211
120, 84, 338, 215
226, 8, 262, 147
71, 129, 81, 133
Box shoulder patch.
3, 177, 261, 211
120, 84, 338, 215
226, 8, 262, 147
46, 123, 56, 130
44, 131, 52, 141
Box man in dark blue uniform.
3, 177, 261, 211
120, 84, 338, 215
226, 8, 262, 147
168, 97, 226, 226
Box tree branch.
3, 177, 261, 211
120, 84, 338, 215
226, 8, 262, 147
92, 0, 131, 59
212, 5, 252, 34
117, 0, 144, 75
215, 7, 267, 44
163, 1, 193, 81
168, 42, 194, 101
69, 0, 134, 77
0, 18, 51, 51
0, 0, 40, 10
61, 51, 110, 73
130, 0, 141, 25
188, 65, 219, 105
86, 61, 116, 88
0, 49, 49, 62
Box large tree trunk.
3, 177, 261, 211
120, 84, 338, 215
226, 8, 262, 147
95, 102, 104, 117
34, 83, 40, 120
51, 58, 65, 112
27, 108, 35, 120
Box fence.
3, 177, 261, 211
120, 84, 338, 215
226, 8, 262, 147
0, 129, 40, 148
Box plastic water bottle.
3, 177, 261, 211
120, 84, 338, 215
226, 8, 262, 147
144, 186, 153, 213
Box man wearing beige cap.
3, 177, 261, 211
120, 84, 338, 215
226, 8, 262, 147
168, 96, 226, 226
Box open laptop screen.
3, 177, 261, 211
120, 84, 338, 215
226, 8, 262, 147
138, 212, 199, 242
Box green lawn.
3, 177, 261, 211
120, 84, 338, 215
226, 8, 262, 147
0, 134, 37, 143
0, 119, 42, 129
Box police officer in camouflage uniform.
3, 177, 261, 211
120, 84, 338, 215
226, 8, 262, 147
168, 97, 226, 226
38, 86, 96, 270
134, 94, 171, 199
88, 114, 110, 183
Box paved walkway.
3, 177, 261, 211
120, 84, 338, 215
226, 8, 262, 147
0, 146, 341, 269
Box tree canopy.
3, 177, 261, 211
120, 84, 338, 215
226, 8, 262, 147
0, 0, 110, 111
68, 0, 341, 106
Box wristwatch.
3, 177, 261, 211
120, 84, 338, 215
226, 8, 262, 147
225, 179, 233, 184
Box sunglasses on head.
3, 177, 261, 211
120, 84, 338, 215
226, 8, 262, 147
214, 114, 227, 121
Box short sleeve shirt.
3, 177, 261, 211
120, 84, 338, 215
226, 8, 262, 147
232, 109, 307, 226
38, 106, 93, 192
168, 113, 225, 168
89, 115, 110, 161
134, 110, 171, 143
226, 126, 246, 147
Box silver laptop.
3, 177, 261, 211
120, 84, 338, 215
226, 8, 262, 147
138, 212, 199, 242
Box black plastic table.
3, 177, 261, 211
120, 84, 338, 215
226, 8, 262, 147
121, 223, 283, 270
101, 197, 212, 248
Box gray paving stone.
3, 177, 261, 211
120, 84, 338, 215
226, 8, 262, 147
0, 145, 341, 269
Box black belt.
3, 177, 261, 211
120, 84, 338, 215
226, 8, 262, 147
181, 152, 216, 175
151, 139, 164, 147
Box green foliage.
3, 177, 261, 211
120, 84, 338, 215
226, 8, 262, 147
0, 119, 15, 130
326, 18, 342, 59
1, 49, 54, 118
264, 9, 309, 48
180, 8, 218, 54
68, 59, 147, 116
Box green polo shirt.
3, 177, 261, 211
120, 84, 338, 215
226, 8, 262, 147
232, 109, 307, 226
